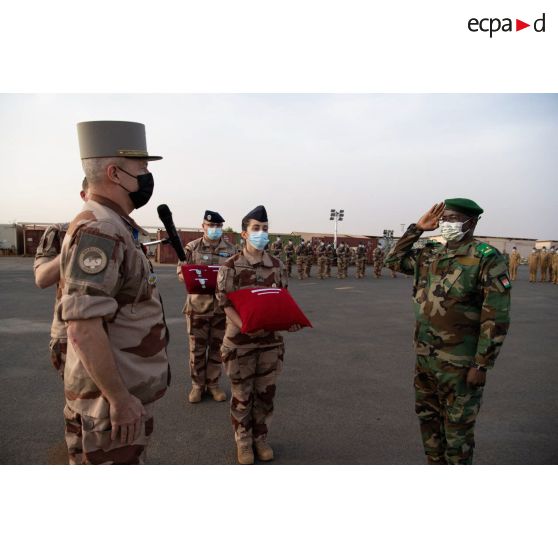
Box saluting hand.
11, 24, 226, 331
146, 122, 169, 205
416, 202, 445, 232
110, 393, 146, 445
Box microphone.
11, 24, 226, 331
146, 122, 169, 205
157, 204, 187, 262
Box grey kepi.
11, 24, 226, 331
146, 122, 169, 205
77, 121, 162, 160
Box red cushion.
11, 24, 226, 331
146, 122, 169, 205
227, 287, 312, 334
180, 264, 221, 294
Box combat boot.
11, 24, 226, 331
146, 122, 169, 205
254, 439, 274, 462
237, 443, 254, 465
207, 385, 227, 402
188, 385, 204, 403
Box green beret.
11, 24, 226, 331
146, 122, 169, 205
444, 198, 484, 217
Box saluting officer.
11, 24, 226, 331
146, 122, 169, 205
385, 198, 511, 465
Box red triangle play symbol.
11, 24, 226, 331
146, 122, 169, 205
516, 19, 530, 31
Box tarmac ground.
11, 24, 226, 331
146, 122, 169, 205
0, 257, 557, 465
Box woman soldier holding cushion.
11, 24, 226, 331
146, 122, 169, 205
216, 205, 301, 465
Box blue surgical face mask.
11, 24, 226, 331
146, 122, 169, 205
206, 227, 223, 241
248, 231, 269, 250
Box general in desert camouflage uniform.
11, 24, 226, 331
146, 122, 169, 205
216, 205, 301, 465
356, 242, 366, 279
373, 245, 384, 278
336, 242, 349, 279
284, 239, 295, 278
317, 241, 328, 279
386, 198, 511, 465
528, 249, 540, 283
59, 120, 169, 465
509, 246, 521, 281
177, 210, 235, 403
34, 180, 90, 381
296, 240, 306, 279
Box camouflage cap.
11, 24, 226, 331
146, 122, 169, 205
444, 198, 484, 217
77, 121, 162, 160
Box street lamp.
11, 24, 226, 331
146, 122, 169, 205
382, 229, 394, 251
330, 209, 344, 248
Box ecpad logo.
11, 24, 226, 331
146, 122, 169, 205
468, 13, 546, 38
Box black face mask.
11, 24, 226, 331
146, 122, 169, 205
117, 166, 154, 209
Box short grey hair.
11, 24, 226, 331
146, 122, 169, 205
81, 157, 123, 185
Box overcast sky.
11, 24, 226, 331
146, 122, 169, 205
1, 94, 556, 239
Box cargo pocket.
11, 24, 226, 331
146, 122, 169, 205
446, 386, 484, 425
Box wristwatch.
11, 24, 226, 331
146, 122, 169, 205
474, 364, 488, 373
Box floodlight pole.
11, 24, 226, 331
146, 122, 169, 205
330, 209, 344, 248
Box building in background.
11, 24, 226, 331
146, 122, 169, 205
0, 224, 23, 255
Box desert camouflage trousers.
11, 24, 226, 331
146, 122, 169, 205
63, 402, 155, 465
304, 256, 313, 278
337, 257, 348, 278
326, 258, 332, 277
285, 257, 293, 277
297, 256, 305, 279
373, 261, 383, 278
221, 344, 284, 445
318, 256, 328, 279
186, 311, 226, 388
414, 356, 484, 465
509, 262, 519, 280
49, 338, 67, 379
356, 257, 366, 278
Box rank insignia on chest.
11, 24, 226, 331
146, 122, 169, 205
498, 274, 511, 289
203, 255, 209, 260
147, 273, 158, 286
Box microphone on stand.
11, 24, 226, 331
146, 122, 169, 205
157, 204, 187, 262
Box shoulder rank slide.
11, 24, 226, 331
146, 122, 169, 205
476, 242, 495, 257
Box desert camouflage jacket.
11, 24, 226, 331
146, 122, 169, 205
59, 195, 170, 418
216, 249, 287, 350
